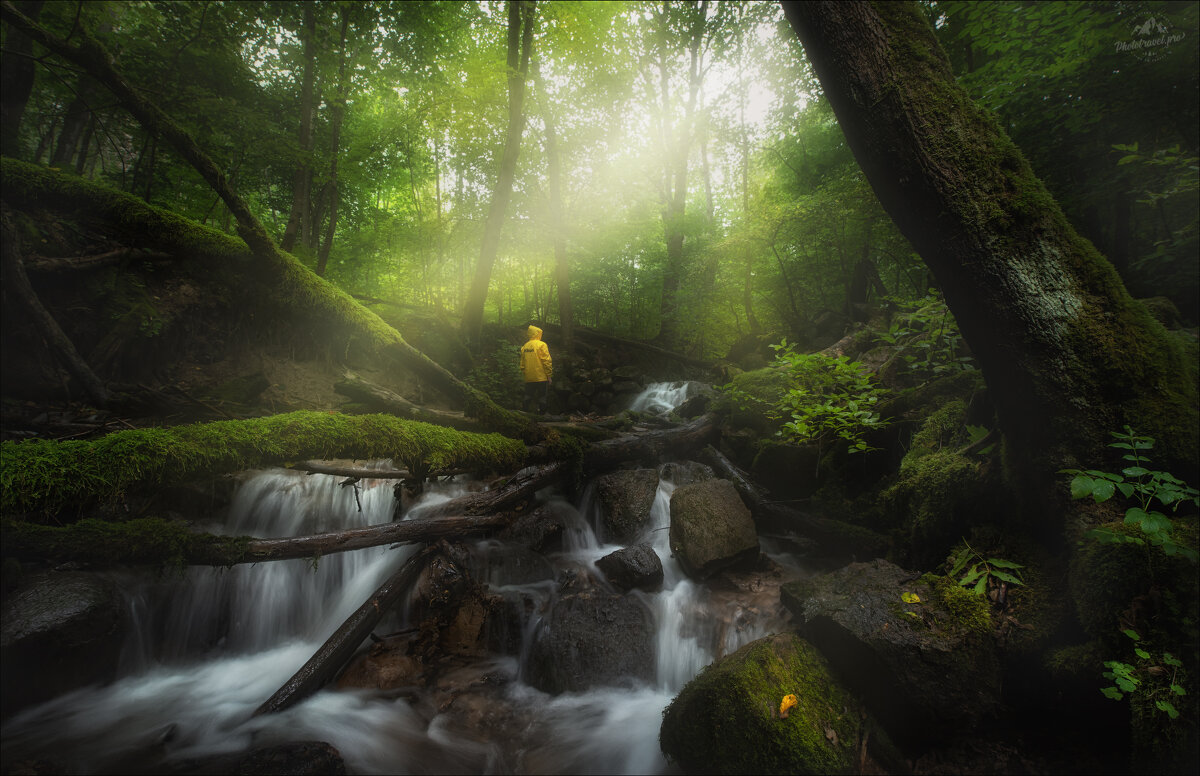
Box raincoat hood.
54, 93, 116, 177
526, 325, 543, 341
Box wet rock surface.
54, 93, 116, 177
526, 590, 655, 694
669, 479, 759, 579
658, 459, 714, 487
594, 468, 659, 543
1, 569, 125, 717
170, 740, 346, 775
781, 558, 1001, 752
595, 543, 664, 592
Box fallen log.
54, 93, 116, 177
1, 512, 520, 567
335, 372, 482, 431
253, 546, 431, 716
569, 413, 719, 472
700, 444, 889, 560
26, 247, 174, 273
415, 462, 567, 519
288, 460, 477, 480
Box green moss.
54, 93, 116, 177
902, 399, 968, 471
660, 633, 861, 774
0, 411, 527, 517
882, 450, 980, 568
935, 576, 992, 636
1044, 641, 1107, 680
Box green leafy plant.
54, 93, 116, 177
767, 340, 890, 455
875, 291, 975, 377
947, 540, 1025, 596
1101, 628, 1188, 720
1062, 427, 1199, 562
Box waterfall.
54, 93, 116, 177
2, 460, 800, 775
627, 381, 697, 414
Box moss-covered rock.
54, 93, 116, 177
669, 479, 759, 579
780, 559, 1000, 752
659, 632, 863, 775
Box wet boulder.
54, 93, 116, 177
659, 632, 866, 775
594, 468, 660, 543
658, 460, 714, 487
669, 479, 759, 579
780, 559, 1000, 752
526, 590, 655, 694
170, 741, 346, 775
595, 543, 664, 592
1, 569, 125, 717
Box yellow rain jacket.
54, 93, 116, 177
519, 325, 553, 383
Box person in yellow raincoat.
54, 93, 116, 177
519, 324, 553, 414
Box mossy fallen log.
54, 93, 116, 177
0, 411, 526, 518
1, 513, 515, 567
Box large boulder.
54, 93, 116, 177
525, 590, 655, 694
659, 632, 866, 775
669, 479, 759, 579
594, 468, 660, 543
1, 569, 125, 717
595, 543, 663, 592
780, 559, 1000, 752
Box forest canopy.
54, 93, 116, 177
3, 0, 1193, 361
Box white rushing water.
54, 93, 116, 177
2, 386, 800, 774
628, 381, 698, 415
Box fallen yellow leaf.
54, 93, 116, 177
901, 591, 921, 604
779, 693, 798, 719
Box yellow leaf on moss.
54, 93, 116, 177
779, 694, 798, 719
901, 591, 921, 604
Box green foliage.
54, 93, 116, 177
1101, 629, 1188, 723
1062, 427, 1199, 562
763, 339, 890, 454
946, 540, 1025, 596
875, 291, 975, 378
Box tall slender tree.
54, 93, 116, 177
462, 0, 536, 345
279, 3, 316, 254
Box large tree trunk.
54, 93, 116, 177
0, 0, 44, 158
461, 0, 535, 345
783, 1, 1198, 515
279, 3, 316, 254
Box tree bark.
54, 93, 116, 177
0, 0, 44, 158
782, 1, 1198, 502
0, 205, 109, 406
279, 3, 316, 254
462, 0, 536, 345
253, 547, 430, 716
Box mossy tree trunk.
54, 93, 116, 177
783, 1, 1198, 520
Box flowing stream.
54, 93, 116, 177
2, 385, 805, 774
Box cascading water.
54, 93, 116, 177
2, 387, 806, 774
628, 381, 697, 415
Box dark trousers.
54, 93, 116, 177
523, 380, 549, 412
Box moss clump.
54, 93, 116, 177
902, 399, 968, 471
918, 573, 993, 636
1, 411, 526, 517
659, 632, 862, 775
882, 450, 980, 568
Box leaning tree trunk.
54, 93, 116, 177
782, 1, 1198, 519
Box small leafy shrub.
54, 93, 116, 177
767, 340, 889, 454
875, 291, 975, 376
1102, 628, 1188, 720
1062, 427, 1199, 562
